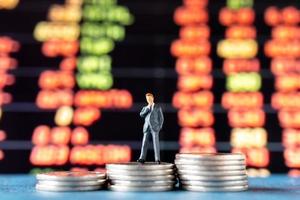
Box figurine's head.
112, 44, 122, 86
145, 93, 154, 104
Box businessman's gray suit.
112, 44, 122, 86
139, 104, 164, 161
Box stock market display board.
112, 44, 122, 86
0, 0, 299, 177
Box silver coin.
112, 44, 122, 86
180, 180, 248, 187
177, 169, 247, 176
176, 153, 245, 161
182, 185, 248, 192
110, 180, 176, 187
108, 184, 173, 192
108, 174, 175, 181
37, 179, 106, 187
179, 174, 247, 181
106, 162, 174, 171
175, 159, 245, 166
176, 164, 245, 171
107, 169, 174, 176
36, 171, 106, 181
36, 184, 102, 192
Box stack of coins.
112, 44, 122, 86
106, 162, 176, 192
36, 171, 106, 192
175, 153, 248, 192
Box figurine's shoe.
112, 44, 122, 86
155, 160, 161, 164
137, 159, 145, 164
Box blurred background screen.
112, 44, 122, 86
0, 0, 299, 177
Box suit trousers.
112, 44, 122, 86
139, 126, 160, 161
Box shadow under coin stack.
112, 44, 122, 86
175, 153, 248, 192
35, 171, 106, 192
106, 162, 176, 192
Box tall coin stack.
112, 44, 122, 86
36, 171, 106, 192
106, 162, 176, 192
175, 153, 248, 192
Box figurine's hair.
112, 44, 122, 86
146, 93, 154, 97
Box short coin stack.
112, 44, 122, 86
175, 153, 248, 192
106, 162, 176, 192
36, 171, 106, 192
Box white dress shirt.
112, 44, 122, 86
148, 103, 155, 111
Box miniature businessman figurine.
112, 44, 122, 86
137, 93, 164, 164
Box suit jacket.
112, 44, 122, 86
140, 104, 164, 133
